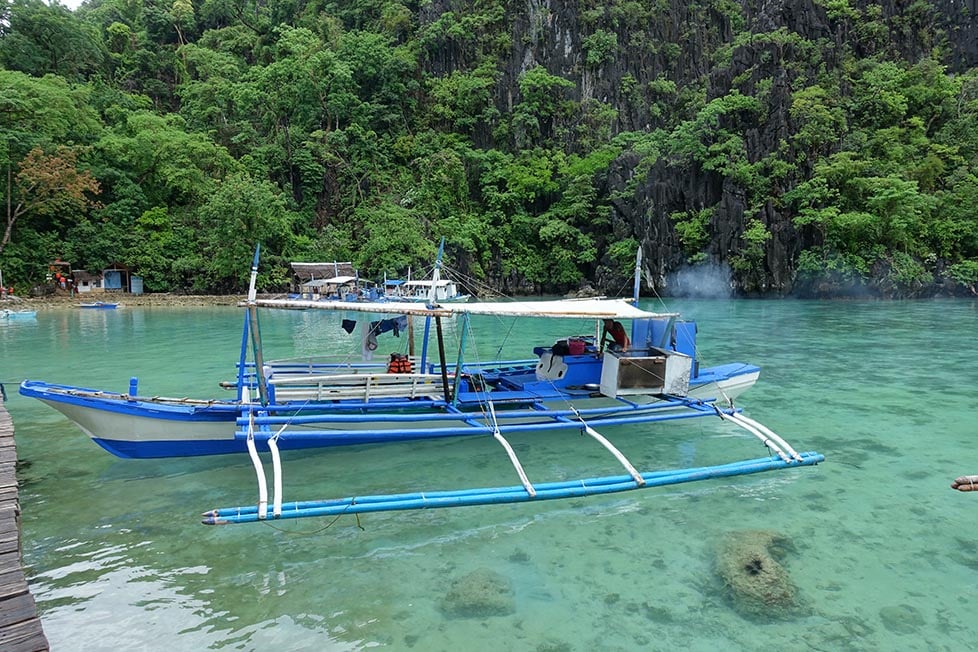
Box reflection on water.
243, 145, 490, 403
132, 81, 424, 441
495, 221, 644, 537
4, 301, 978, 650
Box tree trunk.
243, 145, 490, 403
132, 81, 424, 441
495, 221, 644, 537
1, 165, 13, 256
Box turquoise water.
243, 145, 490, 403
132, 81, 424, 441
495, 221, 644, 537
2, 300, 977, 651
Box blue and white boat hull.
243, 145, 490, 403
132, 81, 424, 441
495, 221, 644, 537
19, 363, 759, 459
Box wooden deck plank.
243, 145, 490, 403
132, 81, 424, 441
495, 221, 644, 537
0, 593, 38, 628
0, 620, 49, 652
0, 399, 49, 650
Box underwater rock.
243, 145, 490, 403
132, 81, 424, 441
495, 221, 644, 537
535, 640, 571, 652
441, 568, 515, 618
879, 604, 926, 634
716, 529, 797, 617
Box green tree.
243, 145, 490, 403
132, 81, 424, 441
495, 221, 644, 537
2, 146, 100, 255
0, 0, 104, 79
510, 66, 575, 148
197, 173, 298, 292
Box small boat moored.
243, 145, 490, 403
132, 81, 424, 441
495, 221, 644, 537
0, 308, 37, 320
78, 301, 119, 309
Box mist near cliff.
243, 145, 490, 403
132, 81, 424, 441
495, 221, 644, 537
664, 264, 734, 299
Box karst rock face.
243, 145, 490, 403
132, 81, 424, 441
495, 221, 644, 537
419, 0, 969, 296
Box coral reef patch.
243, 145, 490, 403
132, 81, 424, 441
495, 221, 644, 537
440, 568, 515, 618
716, 529, 797, 617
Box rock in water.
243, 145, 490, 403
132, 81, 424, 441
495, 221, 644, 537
716, 530, 796, 617
440, 568, 515, 618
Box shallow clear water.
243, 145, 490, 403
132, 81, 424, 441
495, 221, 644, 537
2, 299, 977, 651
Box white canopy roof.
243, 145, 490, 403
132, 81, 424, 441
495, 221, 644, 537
300, 276, 358, 289
251, 297, 674, 320
403, 279, 454, 287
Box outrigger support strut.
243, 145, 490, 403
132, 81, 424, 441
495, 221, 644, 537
201, 397, 824, 526
570, 406, 645, 486
712, 405, 804, 462
243, 408, 287, 519
487, 400, 536, 497
244, 411, 268, 520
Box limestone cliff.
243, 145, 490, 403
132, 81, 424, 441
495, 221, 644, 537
418, 0, 970, 296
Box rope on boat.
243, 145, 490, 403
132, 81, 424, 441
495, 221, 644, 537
569, 406, 645, 486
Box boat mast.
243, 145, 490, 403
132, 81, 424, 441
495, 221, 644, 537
428, 238, 445, 307
632, 245, 643, 305
429, 238, 451, 401
247, 245, 269, 405
450, 312, 470, 405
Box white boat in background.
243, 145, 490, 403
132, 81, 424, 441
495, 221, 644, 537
396, 278, 470, 303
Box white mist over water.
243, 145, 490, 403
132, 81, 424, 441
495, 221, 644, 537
665, 263, 734, 299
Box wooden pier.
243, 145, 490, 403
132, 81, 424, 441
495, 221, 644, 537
0, 396, 49, 651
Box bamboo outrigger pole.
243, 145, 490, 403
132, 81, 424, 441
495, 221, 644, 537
201, 451, 825, 524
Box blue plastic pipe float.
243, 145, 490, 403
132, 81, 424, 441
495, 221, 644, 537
201, 451, 825, 525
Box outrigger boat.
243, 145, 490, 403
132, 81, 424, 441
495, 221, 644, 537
21, 247, 824, 524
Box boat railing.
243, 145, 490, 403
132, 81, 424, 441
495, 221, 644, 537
266, 372, 445, 402
262, 357, 388, 372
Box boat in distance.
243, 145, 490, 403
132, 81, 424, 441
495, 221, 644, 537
78, 301, 119, 309
0, 308, 37, 319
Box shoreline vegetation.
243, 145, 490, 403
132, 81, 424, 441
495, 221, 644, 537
2, 293, 247, 309
3, 5, 978, 299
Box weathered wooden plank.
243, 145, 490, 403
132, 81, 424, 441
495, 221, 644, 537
0, 571, 28, 601
0, 620, 49, 652
0, 593, 38, 628
0, 400, 48, 651
0, 507, 20, 528
0, 551, 25, 576
0, 539, 21, 556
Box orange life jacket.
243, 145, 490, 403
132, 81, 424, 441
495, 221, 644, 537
387, 354, 413, 374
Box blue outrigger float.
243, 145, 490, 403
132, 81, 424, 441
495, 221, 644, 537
22, 247, 823, 525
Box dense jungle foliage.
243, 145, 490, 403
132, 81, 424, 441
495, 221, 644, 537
1, 0, 977, 297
